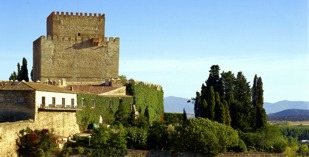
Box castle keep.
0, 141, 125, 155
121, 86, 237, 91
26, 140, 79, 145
33, 12, 119, 84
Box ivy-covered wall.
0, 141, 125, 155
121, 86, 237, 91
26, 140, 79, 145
76, 94, 133, 130
126, 81, 164, 124
76, 81, 164, 130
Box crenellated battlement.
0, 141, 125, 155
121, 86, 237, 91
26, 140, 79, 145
38, 35, 119, 43
48, 11, 104, 18
47, 11, 105, 37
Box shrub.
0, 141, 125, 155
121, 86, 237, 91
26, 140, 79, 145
174, 118, 239, 156
16, 128, 57, 157
126, 126, 148, 149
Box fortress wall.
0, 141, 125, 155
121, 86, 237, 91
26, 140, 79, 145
47, 11, 105, 37
0, 111, 79, 157
33, 35, 119, 83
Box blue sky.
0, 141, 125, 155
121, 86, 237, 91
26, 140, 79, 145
0, 0, 308, 103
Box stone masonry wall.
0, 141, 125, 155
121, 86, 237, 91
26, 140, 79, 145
0, 111, 79, 157
0, 91, 35, 122
47, 12, 105, 38
33, 35, 119, 83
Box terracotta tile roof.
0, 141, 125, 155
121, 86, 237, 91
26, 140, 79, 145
0, 81, 127, 95
0, 81, 33, 90
0, 81, 74, 93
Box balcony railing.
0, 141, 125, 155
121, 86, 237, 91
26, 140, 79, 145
39, 104, 81, 111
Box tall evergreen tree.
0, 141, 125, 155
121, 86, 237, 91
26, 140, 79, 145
183, 108, 188, 121
17, 63, 21, 81
214, 92, 225, 123
9, 71, 18, 81
20, 58, 29, 82
206, 86, 216, 120
206, 65, 221, 92
251, 76, 267, 129
194, 92, 201, 117
231, 72, 252, 131
220, 71, 235, 103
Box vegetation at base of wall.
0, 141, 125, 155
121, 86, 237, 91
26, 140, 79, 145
164, 113, 183, 124
76, 94, 133, 130
61, 124, 127, 157
126, 80, 164, 125
16, 128, 57, 157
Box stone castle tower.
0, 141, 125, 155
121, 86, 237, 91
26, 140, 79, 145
33, 12, 119, 84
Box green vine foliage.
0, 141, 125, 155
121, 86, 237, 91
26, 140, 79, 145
76, 94, 133, 130
126, 81, 164, 125
76, 80, 164, 130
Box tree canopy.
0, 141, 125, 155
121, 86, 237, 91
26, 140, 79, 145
194, 65, 267, 132
9, 57, 29, 82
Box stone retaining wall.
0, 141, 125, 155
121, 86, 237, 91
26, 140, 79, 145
0, 111, 79, 157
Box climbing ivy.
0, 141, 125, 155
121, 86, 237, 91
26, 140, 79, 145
76, 94, 133, 130
76, 80, 164, 130
126, 81, 164, 124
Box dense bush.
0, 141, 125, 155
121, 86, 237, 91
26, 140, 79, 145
91, 124, 127, 150
279, 125, 309, 141
239, 125, 287, 152
164, 113, 183, 124
126, 127, 148, 149
174, 118, 239, 156
16, 128, 57, 157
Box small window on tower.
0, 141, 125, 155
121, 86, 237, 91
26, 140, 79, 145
77, 33, 81, 36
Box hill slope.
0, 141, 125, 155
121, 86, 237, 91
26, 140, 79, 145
267, 109, 309, 121
264, 100, 309, 114
164, 96, 194, 113
164, 96, 309, 115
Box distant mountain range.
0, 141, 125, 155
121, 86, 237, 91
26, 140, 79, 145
264, 100, 309, 114
164, 96, 309, 114
267, 109, 309, 121
164, 96, 193, 113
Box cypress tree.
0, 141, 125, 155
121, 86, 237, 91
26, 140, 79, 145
21, 58, 29, 82
206, 86, 216, 120
17, 63, 21, 81
255, 77, 267, 129
183, 108, 188, 121
194, 92, 201, 117
214, 92, 225, 123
